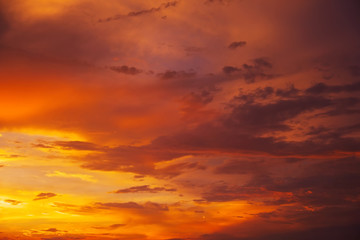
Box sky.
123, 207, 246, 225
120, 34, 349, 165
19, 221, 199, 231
0, 0, 360, 239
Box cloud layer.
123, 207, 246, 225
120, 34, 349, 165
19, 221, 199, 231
0, 0, 359, 239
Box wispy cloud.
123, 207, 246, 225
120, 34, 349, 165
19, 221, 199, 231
46, 171, 97, 183
99, 1, 179, 22
33, 192, 57, 201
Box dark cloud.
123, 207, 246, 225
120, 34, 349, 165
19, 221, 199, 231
253, 224, 360, 240
253, 58, 272, 68
81, 145, 185, 173
110, 65, 143, 75
34, 192, 57, 201
348, 65, 360, 77
92, 224, 126, 230
157, 70, 196, 80
201, 233, 240, 240
153, 58, 277, 97
317, 97, 360, 117
112, 185, 176, 193
183, 89, 216, 106
305, 126, 329, 136
99, 1, 178, 22
180, 87, 220, 115
232, 87, 274, 104
242, 157, 360, 207
225, 95, 332, 133
199, 224, 360, 240
228, 41, 247, 49
201, 184, 267, 202
154, 161, 207, 178
95, 201, 169, 211
151, 123, 359, 158
76, 83, 360, 175
305, 81, 360, 94
0, 1, 9, 40
214, 160, 263, 175
53, 141, 101, 151
275, 84, 299, 98
43, 228, 60, 233
223, 66, 241, 74
233, 85, 300, 105
223, 58, 274, 83
204, 0, 230, 4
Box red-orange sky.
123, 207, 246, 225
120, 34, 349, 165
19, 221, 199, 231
0, 0, 360, 239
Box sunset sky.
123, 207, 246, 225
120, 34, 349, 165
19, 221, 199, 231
0, 0, 360, 239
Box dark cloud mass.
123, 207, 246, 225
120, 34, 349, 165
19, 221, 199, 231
223, 58, 275, 82
110, 65, 143, 75
305, 81, 360, 94
199, 224, 360, 240
0, 3, 9, 40
228, 41, 247, 49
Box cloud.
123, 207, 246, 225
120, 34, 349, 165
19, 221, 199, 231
225, 95, 332, 133
154, 161, 207, 178
305, 81, 360, 94
111, 185, 176, 193
0, 1, 9, 40
232, 86, 276, 104
180, 87, 220, 116
51, 202, 95, 214
52, 141, 101, 151
223, 66, 241, 74
95, 201, 169, 211
4, 199, 22, 205
43, 228, 61, 233
92, 224, 126, 230
204, 0, 230, 4
275, 84, 299, 98
222, 58, 274, 82
99, 1, 179, 22
34, 192, 57, 201
46, 171, 97, 183
348, 65, 360, 77
228, 41, 247, 49
214, 160, 263, 175
157, 70, 196, 80
34, 140, 102, 151
4, 19, 108, 65
1, 1, 360, 238
201, 184, 268, 202
199, 224, 360, 240
110, 65, 143, 75
81, 144, 186, 173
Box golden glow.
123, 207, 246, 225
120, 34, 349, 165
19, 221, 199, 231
46, 171, 97, 183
